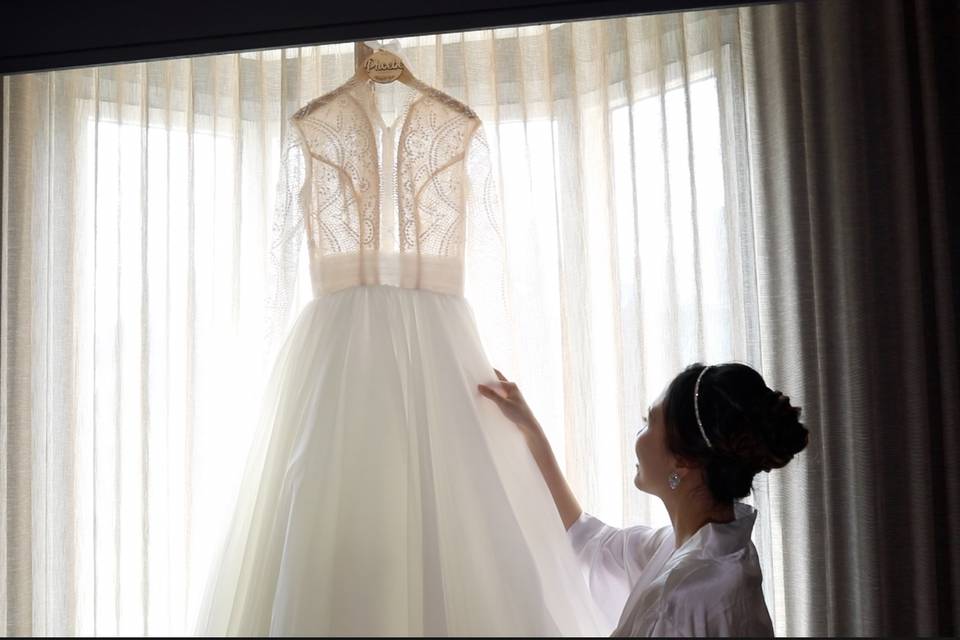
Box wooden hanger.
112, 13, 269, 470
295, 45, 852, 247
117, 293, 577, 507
295, 40, 426, 120
352, 39, 423, 90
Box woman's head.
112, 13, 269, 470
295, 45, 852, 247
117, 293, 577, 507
634, 362, 809, 505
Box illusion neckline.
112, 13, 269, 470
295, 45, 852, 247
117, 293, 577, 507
356, 75, 428, 132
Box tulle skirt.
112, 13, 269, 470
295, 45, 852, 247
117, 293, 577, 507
192, 284, 603, 636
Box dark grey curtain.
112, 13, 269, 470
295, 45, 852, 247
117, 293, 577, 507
743, 0, 960, 635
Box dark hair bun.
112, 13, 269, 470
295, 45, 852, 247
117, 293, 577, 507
707, 389, 808, 475
703, 388, 809, 501
751, 390, 809, 471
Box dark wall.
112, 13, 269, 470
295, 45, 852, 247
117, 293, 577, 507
2, 0, 775, 75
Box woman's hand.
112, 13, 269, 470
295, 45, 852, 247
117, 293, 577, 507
478, 368, 583, 530
478, 369, 545, 443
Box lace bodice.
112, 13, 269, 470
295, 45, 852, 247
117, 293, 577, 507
265, 71, 508, 354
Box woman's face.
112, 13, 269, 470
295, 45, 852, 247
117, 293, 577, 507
633, 386, 675, 495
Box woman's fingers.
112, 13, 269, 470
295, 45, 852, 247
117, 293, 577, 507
480, 372, 540, 435
478, 384, 505, 404
492, 368, 518, 394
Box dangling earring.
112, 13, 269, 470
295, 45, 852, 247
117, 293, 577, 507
668, 470, 681, 490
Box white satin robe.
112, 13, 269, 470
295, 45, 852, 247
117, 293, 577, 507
567, 501, 775, 637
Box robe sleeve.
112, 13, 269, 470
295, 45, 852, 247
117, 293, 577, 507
263, 118, 311, 362
567, 512, 661, 633
462, 120, 512, 370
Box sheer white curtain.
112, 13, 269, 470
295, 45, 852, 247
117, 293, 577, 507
1, 9, 796, 636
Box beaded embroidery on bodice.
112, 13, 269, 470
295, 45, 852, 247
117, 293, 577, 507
265, 72, 507, 352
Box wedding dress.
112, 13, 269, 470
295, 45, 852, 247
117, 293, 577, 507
192, 52, 603, 637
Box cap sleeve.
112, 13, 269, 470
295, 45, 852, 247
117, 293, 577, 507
264, 118, 310, 360
463, 120, 512, 368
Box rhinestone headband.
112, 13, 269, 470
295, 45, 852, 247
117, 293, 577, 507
694, 365, 715, 449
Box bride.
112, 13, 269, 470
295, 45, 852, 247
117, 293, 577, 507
480, 361, 808, 636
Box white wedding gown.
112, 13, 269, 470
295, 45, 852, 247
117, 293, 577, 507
192, 68, 603, 637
